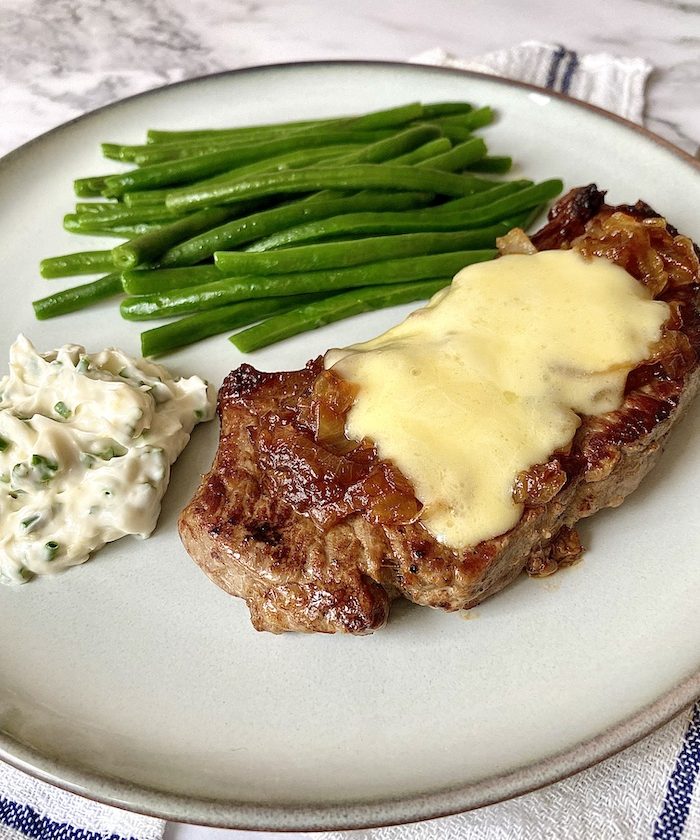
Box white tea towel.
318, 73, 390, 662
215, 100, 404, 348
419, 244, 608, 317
311, 703, 700, 840
0, 758, 164, 840
413, 42, 652, 123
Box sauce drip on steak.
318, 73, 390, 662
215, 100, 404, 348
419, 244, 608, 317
179, 185, 700, 633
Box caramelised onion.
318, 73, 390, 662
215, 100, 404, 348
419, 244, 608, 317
574, 211, 699, 297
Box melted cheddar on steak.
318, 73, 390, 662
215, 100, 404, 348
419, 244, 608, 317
326, 250, 669, 549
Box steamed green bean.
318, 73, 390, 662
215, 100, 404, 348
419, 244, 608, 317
156, 191, 433, 268
122, 144, 365, 206
166, 164, 496, 212
102, 130, 396, 198
230, 279, 449, 352
246, 183, 533, 250
122, 265, 223, 295
36, 99, 565, 353
214, 226, 514, 275
33, 273, 123, 319
111, 206, 242, 269
40, 250, 115, 279
120, 249, 497, 321
140, 292, 326, 356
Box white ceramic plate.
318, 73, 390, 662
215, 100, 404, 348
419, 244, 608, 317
0, 61, 698, 831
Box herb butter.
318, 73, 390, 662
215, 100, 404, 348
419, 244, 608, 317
327, 250, 669, 550
0, 335, 214, 583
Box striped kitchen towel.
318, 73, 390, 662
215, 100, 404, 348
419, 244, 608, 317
310, 702, 700, 840
413, 41, 652, 123
0, 760, 164, 840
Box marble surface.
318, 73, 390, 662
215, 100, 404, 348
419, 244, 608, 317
0, 2, 698, 839
1, 0, 699, 157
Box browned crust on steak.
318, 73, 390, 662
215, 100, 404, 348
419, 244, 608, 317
179, 185, 700, 633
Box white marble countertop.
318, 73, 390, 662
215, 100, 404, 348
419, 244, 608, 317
1, 0, 699, 158
0, 2, 698, 839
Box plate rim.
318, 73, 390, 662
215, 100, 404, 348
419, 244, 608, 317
2, 58, 698, 172
0, 59, 698, 831
2, 673, 698, 831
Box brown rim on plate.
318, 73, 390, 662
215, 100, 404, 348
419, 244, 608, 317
1, 672, 698, 830
0, 59, 697, 831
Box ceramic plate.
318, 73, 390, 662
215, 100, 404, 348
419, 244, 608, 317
0, 61, 698, 831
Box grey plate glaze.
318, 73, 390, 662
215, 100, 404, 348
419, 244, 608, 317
0, 61, 698, 831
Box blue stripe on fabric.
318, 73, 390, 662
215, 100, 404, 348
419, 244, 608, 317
545, 45, 566, 89
0, 796, 137, 840
653, 702, 700, 839
560, 50, 579, 94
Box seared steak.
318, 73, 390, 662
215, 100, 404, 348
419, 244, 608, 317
179, 186, 700, 633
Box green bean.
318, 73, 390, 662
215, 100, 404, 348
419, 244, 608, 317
467, 156, 513, 174
101, 130, 411, 198
122, 145, 364, 206
154, 121, 426, 213
337, 102, 424, 130
435, 179, 562, 224
122, 265, 223, 295
230, 279, 449, 352
75, 202, 122, 215
36, 101, 571, 357
422, 181, 532, 213
110, 130, 394, 167
398, 180, 561, 226
298, 124, 442, 203
413, 138, 486, 171
33, 273, 123, 319
435, 123, 474, 143
215, 226, 513, 275
73, 176, 108, 197
104, 138, 248, 163
146, 118, 330, 145
101, 143, 130, 162
323, 125, 441, 167
63, 217, 165, 237
149, 132, 392, 165
243, 181, 559, 256
155, 123, 436, 210
111, 206, 241, 270
247, 182, 532, 251
407, 109, 495, 145
420, 103, 474, 119
145, 102, 427, 145
157, 191, 433, 268
70, 205, 183, 225
140, 292, 327, 356
40, 250, 115, 279
120, 249, 497, 320
108, 123, 438, 208
150, 126, 439, 256
166, 164, 496, 212
141, 103, 464, 147
438, 107, 494, 130
389, 137, 452, 165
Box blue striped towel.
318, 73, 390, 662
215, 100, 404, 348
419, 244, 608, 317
311, 703, 700, 839
414, 42, 652, 123
0, 759, 163, 840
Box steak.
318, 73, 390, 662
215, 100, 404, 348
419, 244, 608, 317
179, 186, 700, 633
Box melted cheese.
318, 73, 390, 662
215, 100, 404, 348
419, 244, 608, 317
326, 250, 669, 550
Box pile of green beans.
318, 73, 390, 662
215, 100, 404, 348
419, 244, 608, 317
34, 101, 563, 354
